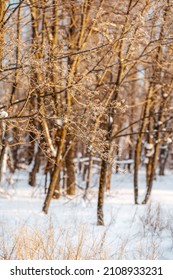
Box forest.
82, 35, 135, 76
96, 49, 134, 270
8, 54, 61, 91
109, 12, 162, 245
0, 0, 173, 260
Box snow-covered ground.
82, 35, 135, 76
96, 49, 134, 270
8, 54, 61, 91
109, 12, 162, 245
0, 167, 173, 260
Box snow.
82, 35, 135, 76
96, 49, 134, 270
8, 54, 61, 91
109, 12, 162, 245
56, 118, 64, 127
144, 142, 153, 149
114, 159, 134, 164
146, 148, 154, 157
0, 168, 173, 259
167, 138, 172, 144
0, 111, 8, 118
143, 158, 149, 164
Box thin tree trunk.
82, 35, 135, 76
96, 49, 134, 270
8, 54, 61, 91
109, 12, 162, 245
97, 116, 111, 225
142, 95, 170, 204
142, 141, 160, 204
97, 159, 107, 226
106, 140, 118, 190
42, 124, 67, 214
0, 0, 6, 68
106, 166, 112, 191
0, 144, 7, 185
10, 5, 21, 105
0, 121, 7, 186
53, 171, 61, 199
145, 116, 153, 188
83, 150, 92, 199
159, 144, 170, 176
134, 89, 153, 204
128, 139, 133, 173
29, 147, 42, 187
65, 134, 75, 195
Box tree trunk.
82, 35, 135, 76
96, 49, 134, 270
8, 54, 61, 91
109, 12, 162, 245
142, 142, 160, 204
142, 96, 170, 204
65, 134, 75, 195
29, 147, 42, 187
42, 124, 67, 214
97, 159, 107, 226
53, 171, 61, 199
0, 121, 7, 186
0, 0, 6, 68
159, 144, 169, 176
0, 144, 7, 186
134, 88, 153, 204
83, 151, 92, 199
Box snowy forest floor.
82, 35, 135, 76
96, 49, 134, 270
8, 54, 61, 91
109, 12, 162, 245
0, 167, 173, 260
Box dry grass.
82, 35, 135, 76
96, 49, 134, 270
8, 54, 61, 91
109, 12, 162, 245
0, 222, 108, 260
0, 203, 172, 260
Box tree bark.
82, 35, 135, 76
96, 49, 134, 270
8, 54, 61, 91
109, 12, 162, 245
0, 0, 6, 68
97, 159, 107, 226
134, 89, 152, 204
159, 144, 170, 176
83, 150, 92, 199
65, 134, 75, 195
29, 147, 42, 187
42, 124, 67, 214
